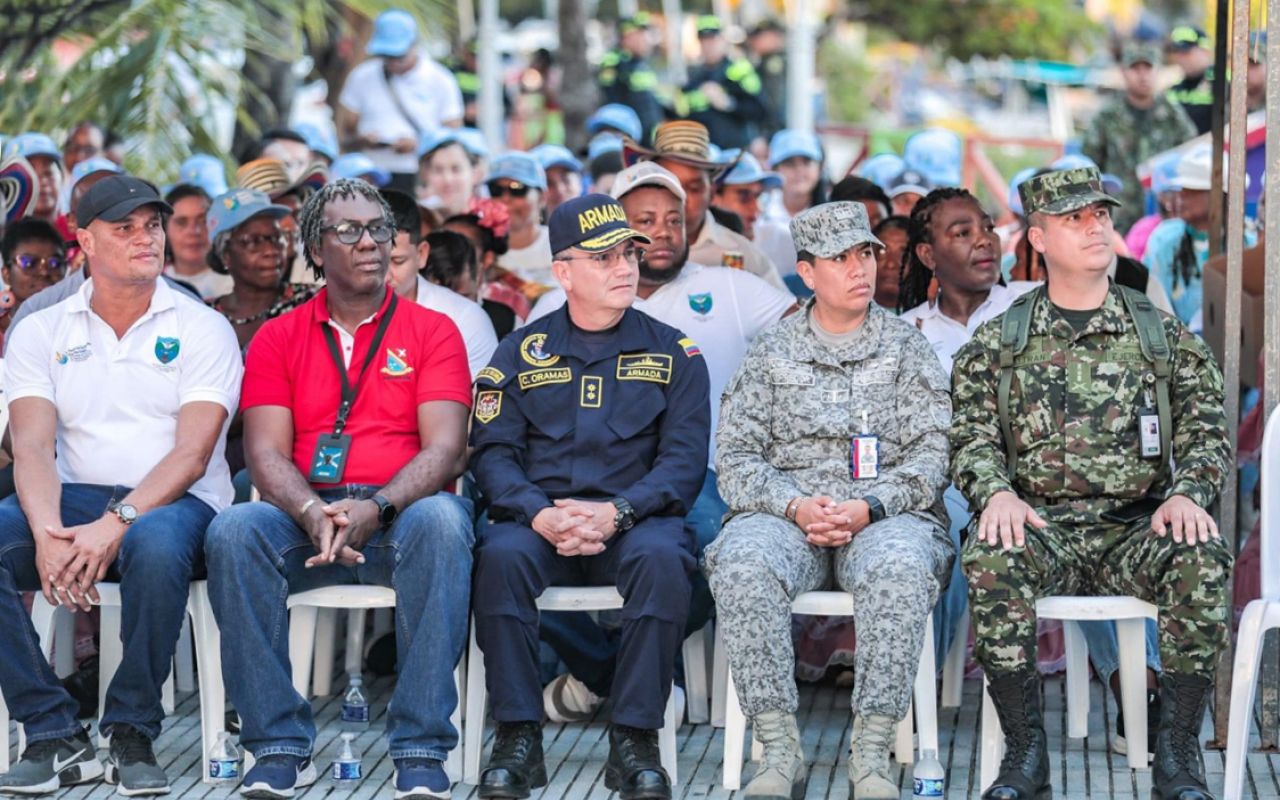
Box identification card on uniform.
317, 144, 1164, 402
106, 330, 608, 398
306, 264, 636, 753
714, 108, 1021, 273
309, 433, 352, 484
1138, 402, 1161, 460
851, 410, 880, 480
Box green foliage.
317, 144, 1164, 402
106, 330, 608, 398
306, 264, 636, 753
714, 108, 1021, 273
819, 35, 873, 125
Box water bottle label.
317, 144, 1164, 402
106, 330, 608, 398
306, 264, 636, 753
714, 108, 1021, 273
914, 777, 945, 798
209, 758, 240, 780
341, 704, 370, 723
333, 760, 363, 781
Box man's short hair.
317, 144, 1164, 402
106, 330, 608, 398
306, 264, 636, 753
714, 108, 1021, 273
830, 176, 892, 210
2, 217, 66, 266
423, 229, 479, 286
380, 189, 425, 245
164, 183, 213, 208
298, 179, 393, 280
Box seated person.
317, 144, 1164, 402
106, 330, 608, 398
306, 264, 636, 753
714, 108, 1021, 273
705, 201, 954, 800
204, 179, 474, 800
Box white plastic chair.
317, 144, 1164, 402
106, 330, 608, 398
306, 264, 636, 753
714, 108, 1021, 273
462, 586, 686, 786
718, 590, 939, 790
1225, 406, 1280, 800
941, 607, 971, 708
979, 595, 1158, 790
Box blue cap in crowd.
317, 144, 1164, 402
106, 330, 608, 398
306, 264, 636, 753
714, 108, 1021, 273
1007, 167, 1040, 216
588, 133, 624, 162
293, 122, 339, 162
177, 154, 228, 197
69, 157, 124, 193
417, 128, 491, 161
903, 127, 962, 187
331, 153, 392, 187
767, 129, 823, 168
721, 152, 781, 189
455, 128, 490, 159
367, 10, 418, 58
532, 144, 583, 174
587, 104, 644, 144
549, 193, 651, 254
4, 133, 62, 163
486, 153, 547, 191
858, 153, 906, 190
206, 188, 293, 240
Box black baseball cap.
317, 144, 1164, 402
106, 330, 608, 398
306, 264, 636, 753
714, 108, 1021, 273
76, 175, 173, 229
549, 193, 650, 254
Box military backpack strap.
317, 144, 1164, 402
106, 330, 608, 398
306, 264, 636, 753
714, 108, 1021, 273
996, 286, 1041, 485
1118, 285, 1174, 478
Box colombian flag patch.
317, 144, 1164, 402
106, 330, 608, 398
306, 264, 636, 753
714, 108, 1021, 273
679, 337, 701, 357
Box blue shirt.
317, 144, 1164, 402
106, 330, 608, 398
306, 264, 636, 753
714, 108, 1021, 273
1143, 218, 1256, 329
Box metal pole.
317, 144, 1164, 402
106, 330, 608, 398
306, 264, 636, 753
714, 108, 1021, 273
477, 0, 503, 154
457, 0, 476, 43
1209, 0, 1230, 256
662, 0, 685, 89
784, 0, 814, 134
1210, 0, 1248, 748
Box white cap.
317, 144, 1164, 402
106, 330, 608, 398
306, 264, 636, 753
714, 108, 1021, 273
608, 162, 687, 203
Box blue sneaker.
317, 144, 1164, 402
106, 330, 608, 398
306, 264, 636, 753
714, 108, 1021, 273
393, 759, 451, 799
240, 755, 316, 800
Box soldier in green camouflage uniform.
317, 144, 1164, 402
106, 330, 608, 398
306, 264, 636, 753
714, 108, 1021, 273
707, 202, 954, 800
951, 167, 1230, 800
1081, 41, 1197, 234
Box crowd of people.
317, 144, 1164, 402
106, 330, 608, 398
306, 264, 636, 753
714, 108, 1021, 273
0, 10, 1255, 800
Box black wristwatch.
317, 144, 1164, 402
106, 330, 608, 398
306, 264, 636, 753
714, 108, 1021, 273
611, 497, 637, 533
372, 495, 398, 528
863, 495, 886, 524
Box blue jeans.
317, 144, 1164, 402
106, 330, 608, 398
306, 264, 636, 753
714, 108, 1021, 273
933, 485, 971, 663
537, 469, 726, 697
0, 484, 213, 743
1078, 618, 1161, 686
205, 488, 474, 761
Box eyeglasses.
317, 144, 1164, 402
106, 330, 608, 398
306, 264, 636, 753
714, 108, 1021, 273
488, 182, 532, 199
9, 255, 67, 273
559, 247, 640, 268
321, 221, 395, 245
232, 233, 288, 253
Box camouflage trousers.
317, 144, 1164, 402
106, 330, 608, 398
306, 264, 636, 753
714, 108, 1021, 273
963, 516, 1232, 677
704, 510, 954, 719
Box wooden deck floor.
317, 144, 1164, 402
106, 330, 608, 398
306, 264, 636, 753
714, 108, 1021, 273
8, 674, 1279, 800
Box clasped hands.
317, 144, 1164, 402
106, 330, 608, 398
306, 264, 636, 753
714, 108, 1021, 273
791, 496, 872, 547
532, 499, 619, 557
304, 498, 382, 568
38, 515, 129, 611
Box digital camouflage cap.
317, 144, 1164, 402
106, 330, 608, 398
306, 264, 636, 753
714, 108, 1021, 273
1018, 167, 1122, 217
790, 201, 883, 259
1121, 40, 1164, 67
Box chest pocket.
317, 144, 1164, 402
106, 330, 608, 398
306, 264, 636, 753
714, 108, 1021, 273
520, 385, 576, 441
607, 383, 667, 440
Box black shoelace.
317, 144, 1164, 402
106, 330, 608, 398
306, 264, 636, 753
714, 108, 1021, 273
613, 726, 660, 764
112, 728, 157, 766
491, 723, 539, 763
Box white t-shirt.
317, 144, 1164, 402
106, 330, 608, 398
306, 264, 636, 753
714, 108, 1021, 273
499, 226, 554, 288
526, 262, 795, 464
899, 281, 1040, 378
162, 265, 233, 300
338, 54, 465, 175
6, 278, 243, 511
414, 275, 498, 379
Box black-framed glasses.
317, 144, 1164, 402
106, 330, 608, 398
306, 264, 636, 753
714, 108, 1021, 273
10, 255, 67, 273
488, 182, 532, 199
321, 221, 395, 245
232, 233, 288, 253
559, 246, 640, 268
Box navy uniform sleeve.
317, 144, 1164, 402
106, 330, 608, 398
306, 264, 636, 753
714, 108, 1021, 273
620, 333, 711, 519
468, 343, 552, 524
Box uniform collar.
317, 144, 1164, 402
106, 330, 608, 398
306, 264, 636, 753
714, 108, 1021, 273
542, 304, 653, 362
312, 285, 395, 326
68, 275, 175, 319
1029, 282, 1132, 341
778, 297, 886, 367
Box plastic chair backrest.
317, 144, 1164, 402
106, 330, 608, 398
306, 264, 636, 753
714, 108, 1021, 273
1262, 406, 1280, 600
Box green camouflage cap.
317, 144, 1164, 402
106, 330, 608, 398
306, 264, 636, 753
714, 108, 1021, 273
1018, 167, 1122, 217
790, 201, 883, 259
1121, 40, 1163, 67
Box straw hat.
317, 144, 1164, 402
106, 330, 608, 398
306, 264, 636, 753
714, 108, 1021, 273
622, 121, 731, 179
235, 159, 328, 202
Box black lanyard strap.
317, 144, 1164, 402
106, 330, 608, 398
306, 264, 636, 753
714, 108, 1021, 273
321, 293, 399, 434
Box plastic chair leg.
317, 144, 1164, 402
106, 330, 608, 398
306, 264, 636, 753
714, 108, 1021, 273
463, 621, 488, 785
345, 608, 367, 680
722, 668, 746, 790
1062, 620, 1090, 739
711, 623, 728, 728
1, 690, 9, 773
980, 674, 1002, 792
942, 609, 970, 708
914, 614, 939, 758
444, 665, 464, 783
1116, 617, 1150, 771
52, 605, 75, 678
98, 604, 124, 747
175, 615, 195, 693
895, 699, 915, 765
660, 682, 678, 785
311, 607, 337, 697
682, 624, 710, 724
189, 584, 227, 784
1224, 600, 1276, 800
289, 606, 320, 699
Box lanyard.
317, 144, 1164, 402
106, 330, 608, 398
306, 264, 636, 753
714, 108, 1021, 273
321, 294, 398, 435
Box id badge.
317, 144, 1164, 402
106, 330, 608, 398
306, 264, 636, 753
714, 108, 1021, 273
1138, 406, 1161, 459
851, 435, 880, 479
309, 433, 352, 484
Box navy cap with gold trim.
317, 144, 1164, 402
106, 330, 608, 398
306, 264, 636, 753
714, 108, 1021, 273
549, 193, 652, 255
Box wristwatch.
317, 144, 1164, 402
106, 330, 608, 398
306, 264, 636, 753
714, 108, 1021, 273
371, 495, 398, 528
611, 497, 637, 533
108, 502, 138, 525
863, 495, 886, 524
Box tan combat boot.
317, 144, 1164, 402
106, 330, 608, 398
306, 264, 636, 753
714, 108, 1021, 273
849, 714, 899, 800
744, 711, 806, 800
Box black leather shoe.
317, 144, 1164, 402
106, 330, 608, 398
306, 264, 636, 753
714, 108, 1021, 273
983, 670, 1052, 800
478, 721, 546, 799
604, 725, 671, 800
1151, 674, 1215, 800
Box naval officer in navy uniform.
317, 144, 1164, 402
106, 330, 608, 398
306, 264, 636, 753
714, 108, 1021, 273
469, 193, 711, 800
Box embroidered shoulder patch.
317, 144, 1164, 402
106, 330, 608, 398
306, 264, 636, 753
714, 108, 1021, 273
476, 366, 506, 385
617, 353, 673, 383
475, 391, 502, 423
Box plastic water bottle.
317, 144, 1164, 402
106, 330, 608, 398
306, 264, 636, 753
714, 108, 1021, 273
207, 731, 241, 784
331, 733, 363, 785
913, 748, 946, 800
341, 675, 370, 729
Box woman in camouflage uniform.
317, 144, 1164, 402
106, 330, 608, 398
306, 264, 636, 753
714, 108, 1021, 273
705, 201, 955, 800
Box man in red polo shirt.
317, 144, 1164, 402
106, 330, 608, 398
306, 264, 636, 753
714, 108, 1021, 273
205, 179, 473, 800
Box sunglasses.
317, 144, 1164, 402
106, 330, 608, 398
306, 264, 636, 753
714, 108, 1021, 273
9, 255, 67, 273
321, 221, 395, 245
488, 182, 532, 199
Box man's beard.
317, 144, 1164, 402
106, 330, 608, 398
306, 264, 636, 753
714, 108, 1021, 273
638, 245, 690, 287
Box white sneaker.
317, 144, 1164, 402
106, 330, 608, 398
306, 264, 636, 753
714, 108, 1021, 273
543, 673, 604, 723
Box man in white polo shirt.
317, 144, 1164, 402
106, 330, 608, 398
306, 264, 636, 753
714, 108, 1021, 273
526, 162, 796, 720
0, 176, 243, 797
